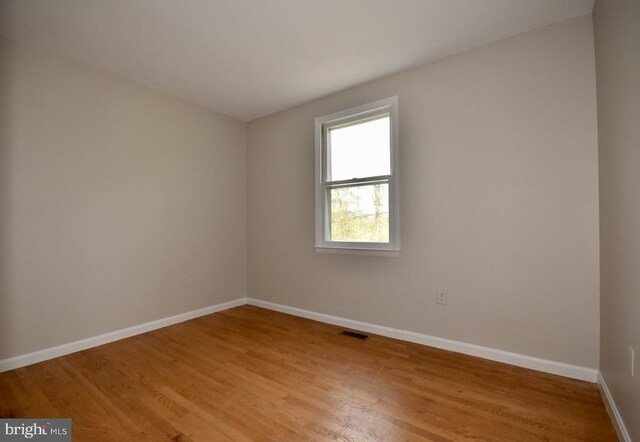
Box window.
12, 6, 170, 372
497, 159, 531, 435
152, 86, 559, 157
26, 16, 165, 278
315, 96, 399, 254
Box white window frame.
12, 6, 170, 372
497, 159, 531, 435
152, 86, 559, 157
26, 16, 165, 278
314, 96, 400, 255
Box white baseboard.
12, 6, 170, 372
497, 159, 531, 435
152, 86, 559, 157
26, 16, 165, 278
0, 296, 599, 385
246, 298, 598, 382
598, 372, 632, 442
0, 297, 247, 373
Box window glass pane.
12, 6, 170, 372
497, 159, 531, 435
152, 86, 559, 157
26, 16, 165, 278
328, 116, 390, 181
330, 183, 389, 243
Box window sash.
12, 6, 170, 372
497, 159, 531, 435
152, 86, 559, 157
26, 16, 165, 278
322, 111, 391, 183
325, 178, 390, 244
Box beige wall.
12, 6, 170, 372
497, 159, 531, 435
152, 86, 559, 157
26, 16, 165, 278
247, 16, 600, 368
594, 0, 640, 439
0, 39, 247, 359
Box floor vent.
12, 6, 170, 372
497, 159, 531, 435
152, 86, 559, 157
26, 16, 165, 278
341, 330, 368, 340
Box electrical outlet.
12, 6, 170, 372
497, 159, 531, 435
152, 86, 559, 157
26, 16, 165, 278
437, 290, 447, 305
630, 346, 635, 377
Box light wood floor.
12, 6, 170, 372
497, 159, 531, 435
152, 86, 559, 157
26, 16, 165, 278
0, 305, 617, 441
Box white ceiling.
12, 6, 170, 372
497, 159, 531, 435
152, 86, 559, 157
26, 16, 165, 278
0, 0, 594, 121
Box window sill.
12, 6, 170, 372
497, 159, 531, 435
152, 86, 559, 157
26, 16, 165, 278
315, 247, 400, 257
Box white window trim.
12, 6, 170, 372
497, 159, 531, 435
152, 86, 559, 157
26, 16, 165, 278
314, 96, 400, 256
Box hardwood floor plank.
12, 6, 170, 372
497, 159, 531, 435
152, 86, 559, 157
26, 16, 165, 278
0, 305, 617, 441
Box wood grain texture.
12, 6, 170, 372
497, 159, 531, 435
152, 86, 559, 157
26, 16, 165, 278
0, 305, 617, 441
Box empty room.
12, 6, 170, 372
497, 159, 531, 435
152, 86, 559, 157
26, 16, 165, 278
0, 0, 638, 440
